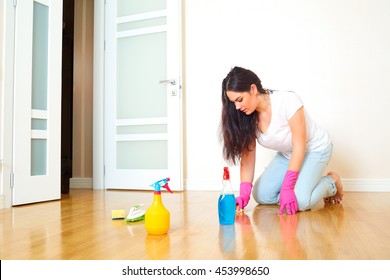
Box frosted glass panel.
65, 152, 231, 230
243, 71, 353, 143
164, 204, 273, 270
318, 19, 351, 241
117, 141, 167, 169
114, 0, 171, 172
31, 119, 47, 130
117, 0, 166, 16
31, 139, 47, 176
31, 2, 48, 176
31, 2, 49, 110
117, 32, 167, 119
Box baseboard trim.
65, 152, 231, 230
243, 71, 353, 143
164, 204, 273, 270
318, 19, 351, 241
70, 177, 93, 189
185, 179, 390, 192
0, 195, 4, 209
342, 179, 390, 192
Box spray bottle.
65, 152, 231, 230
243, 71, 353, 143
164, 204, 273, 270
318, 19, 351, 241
218, 167, 236, 225
145, 178, 173, 235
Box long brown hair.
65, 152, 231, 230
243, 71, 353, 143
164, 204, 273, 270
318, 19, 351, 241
220, 66, 268, 164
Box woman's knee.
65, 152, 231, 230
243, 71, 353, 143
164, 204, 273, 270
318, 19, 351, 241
252, 180, 279, 205
296, 193, 312, 211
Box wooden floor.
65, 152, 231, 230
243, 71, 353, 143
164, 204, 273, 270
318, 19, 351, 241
1, 189, 390, 260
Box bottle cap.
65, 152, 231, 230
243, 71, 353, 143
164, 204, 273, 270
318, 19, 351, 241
223, 167, 230, 180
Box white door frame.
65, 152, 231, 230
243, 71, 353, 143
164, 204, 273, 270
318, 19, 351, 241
1, 1, 16, 208
92, 0, 183, 190
92, 0, 105, 190
92, 0, 105, 189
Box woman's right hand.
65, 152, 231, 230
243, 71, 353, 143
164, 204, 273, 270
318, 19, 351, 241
236, 182, 252, 211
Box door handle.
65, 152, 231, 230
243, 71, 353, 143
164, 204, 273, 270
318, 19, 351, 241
159, 79, 176, 86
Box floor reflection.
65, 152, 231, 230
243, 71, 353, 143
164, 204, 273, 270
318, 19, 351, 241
145, 234, 171, 260
236, 211, 258, 259
278, 214, 306, 259
250, 203, 345, 259
218, 224, 236, 253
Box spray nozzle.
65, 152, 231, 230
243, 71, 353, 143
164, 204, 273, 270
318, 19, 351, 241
150, 177, 173, 193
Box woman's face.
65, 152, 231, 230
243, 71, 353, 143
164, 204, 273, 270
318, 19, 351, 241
226, 86, 258, 115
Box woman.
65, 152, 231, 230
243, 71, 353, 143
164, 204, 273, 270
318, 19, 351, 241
221, 66, 343, 215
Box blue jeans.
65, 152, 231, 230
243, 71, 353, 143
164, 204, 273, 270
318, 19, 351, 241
252, 144, 336, 211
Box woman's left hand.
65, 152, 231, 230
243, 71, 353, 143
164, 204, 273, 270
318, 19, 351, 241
279, 170, 299, 215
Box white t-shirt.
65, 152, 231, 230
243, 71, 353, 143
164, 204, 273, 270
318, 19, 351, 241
257, 90, 331, 158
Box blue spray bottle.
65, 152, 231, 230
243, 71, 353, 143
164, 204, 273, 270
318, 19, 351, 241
218, 167, 236, 225
145, 178, 173, 235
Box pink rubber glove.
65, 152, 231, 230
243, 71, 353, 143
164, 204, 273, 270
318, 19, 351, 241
236, 182, 252, 211
279, 170, 299, 215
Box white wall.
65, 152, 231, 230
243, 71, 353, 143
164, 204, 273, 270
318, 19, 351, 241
184, 0, 390, 191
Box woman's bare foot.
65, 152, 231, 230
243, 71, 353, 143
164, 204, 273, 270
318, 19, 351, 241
324, 172, 344, 204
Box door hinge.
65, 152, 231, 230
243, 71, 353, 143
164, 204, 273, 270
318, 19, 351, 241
10, 172, 14, 188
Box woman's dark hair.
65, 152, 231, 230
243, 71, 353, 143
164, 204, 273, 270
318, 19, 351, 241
221, 66, 267, 165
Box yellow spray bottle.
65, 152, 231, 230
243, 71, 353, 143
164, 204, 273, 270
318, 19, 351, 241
145, 177, 173, 235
